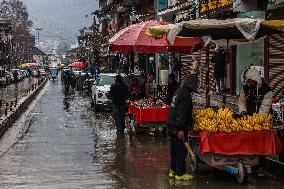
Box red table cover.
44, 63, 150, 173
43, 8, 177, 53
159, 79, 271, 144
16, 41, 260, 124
199, 131, 283, 156
128, 102, 170, 124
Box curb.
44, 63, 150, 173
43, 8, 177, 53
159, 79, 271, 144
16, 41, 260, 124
0, 78, 48, 137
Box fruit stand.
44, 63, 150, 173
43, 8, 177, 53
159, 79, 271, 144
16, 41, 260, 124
188, 108, 283, 183
128, 98, 170, 133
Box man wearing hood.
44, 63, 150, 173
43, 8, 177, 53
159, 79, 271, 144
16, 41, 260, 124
167, 74, 198, 181
238, 68, 273, 176
110, 75, 128, 134
239, 68, 273, 116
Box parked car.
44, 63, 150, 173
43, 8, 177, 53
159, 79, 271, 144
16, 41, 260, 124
91, 73, 127, 111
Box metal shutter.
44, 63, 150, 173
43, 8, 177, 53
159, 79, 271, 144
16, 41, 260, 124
180, 45, 216, 91
268, 33, 284, 97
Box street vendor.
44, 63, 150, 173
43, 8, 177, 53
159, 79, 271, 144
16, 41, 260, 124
167, 74, 198, 181
239, 68, 273, 116
129, 77, 143, 101
238, 68, 273, 176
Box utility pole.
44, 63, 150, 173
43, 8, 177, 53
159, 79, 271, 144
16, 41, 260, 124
34, 27, 43, 44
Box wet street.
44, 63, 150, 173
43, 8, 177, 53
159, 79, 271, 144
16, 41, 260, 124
0, 79, 282, 189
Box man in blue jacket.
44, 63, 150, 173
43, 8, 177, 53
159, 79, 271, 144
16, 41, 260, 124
167, 74, 198, 181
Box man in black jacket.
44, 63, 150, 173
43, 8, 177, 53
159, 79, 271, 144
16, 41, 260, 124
167, 74, 198, 181
110, 75, 128, 134
211, 47, 226, 93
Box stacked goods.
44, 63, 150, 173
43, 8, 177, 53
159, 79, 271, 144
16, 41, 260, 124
134, 98, 165, 109
193, 108, 273, 133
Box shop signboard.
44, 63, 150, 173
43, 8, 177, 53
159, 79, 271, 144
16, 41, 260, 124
200, 0, 234, 13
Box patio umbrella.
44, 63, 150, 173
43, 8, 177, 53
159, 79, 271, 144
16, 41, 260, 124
69, 61, 87, 69
27, 63, 40, 68
19, 64, 29, 68
109, 20, 202, 54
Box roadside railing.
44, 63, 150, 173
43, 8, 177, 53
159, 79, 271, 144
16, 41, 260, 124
0, 76, 46, 117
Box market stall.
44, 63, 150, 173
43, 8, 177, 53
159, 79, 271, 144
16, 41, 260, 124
128, 98, 170, 132
187, 108, 283, 183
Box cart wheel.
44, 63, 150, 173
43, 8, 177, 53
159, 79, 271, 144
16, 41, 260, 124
189, 154, 198, 173
236, 162, 248, 184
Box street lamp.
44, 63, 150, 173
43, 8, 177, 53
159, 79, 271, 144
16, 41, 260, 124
34, 27, 43, 43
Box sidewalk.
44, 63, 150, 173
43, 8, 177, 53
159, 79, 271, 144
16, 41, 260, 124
193, 90, 238, 111
0, 77, 40, 117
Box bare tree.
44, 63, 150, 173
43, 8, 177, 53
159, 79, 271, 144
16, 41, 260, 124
0, 0, 34, 65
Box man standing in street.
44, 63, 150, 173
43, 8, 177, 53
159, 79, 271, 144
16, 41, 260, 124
110, 75, 128, 134
167, 74, 198, 181
211, 47, 227, 93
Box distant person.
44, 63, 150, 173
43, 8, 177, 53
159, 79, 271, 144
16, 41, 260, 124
129, 77, 143, 101
110, 75, 128, 134
13, 71, 18, 84
211, 47, 227, 93
191, 55, 200, 75
166, 73, 179, 106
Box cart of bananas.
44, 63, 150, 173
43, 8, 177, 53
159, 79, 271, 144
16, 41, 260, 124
193, 108, 273, 133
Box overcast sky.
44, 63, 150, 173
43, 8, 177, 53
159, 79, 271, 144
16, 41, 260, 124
22, 0, 99, 44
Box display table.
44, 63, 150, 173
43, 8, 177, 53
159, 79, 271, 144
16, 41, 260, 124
199, 130, 283, 156
128, 101, 170, 125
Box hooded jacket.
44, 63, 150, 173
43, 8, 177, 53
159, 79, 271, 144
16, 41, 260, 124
110, 79, 128, 106
167, 75, 198, 131
238, 68, 273, 115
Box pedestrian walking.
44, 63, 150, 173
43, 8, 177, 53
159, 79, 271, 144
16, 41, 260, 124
167, 74, 198, 181
13, 70, 18, 84
110, 75, 128, 134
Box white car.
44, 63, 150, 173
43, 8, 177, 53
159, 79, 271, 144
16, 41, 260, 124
91, 73, 126, 111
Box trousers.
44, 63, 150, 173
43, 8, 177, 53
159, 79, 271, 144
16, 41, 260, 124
170, 131, 188, 176
113, 105, 126, 133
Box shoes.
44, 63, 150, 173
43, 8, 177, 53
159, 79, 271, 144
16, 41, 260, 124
175, 173, 194, 181
169, 169, 175, 178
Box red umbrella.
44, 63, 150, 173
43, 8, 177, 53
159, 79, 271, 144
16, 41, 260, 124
27, 63, 40, 67
109, 20, 202, 54
69, 61, 87, 69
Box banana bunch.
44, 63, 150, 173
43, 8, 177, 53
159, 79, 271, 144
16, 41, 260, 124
193, 108, 273, 133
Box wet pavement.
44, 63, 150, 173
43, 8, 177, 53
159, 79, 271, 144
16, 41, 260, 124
0, 79, 282, 188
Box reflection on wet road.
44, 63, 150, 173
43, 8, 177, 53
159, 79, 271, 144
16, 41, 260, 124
0, 80, 282, 189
